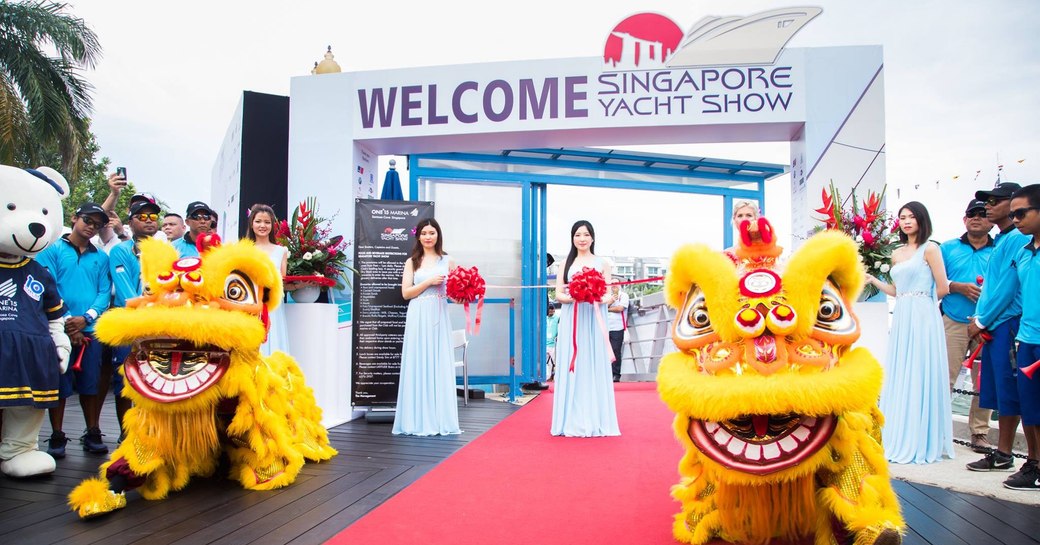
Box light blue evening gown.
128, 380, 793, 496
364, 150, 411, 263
879, 244, 954, 463
260, 244, 290, 357
551, 258, 620, 437
392, 255, 461, 436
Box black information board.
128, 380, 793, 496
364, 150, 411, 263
351, 199, 434, 406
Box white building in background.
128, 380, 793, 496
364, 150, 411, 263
549, 254, 667, 286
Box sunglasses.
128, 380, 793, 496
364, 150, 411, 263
965, 210, 987, 219
985, 196, 1009, 207
1008, 206, 1040, 221
133, 213, 160, 222
189, 213, 212, 221
78, 216, 105, 229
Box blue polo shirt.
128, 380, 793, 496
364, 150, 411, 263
975, 225, 1029, 330
171, 233, 199, 258
940, 233, 994, 323
109, 239, 143, 308
34, 235, 111, 333
1015, 238, 1040, 344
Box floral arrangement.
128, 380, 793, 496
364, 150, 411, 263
447, 266, 486, 334
568, 267, 607, 304
814, 182, 899, 300
276, 197, 355, 290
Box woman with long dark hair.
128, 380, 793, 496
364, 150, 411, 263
392, 218, 461, 436
550, 220, 620, 437
246, 203, 290, 356
866, 201, 953, 463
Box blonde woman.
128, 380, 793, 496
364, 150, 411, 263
725, 200, 760, 254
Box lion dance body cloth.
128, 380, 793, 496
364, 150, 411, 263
658, 219, 904, 545
68, 238, 336, 518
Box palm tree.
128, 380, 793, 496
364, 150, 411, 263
0, 1, 100, 178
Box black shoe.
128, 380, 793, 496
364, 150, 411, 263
1003, 459, 1040, 491
81, 427, 108, 454
966, 450, 1014, 472
46, 431, 68, 459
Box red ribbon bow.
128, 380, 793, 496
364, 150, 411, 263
447, 266, 486, 335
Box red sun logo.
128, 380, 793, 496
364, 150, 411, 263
603, 13, 684, 69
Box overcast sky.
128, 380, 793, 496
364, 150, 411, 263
66, 0, 1039, 257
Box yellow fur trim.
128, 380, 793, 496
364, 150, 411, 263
68, 478, 126, 518
95, 306, 265, 356
658, 347, 882, 421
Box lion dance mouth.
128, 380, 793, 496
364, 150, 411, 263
124, 339, 230, 402
688, 414, 835, 475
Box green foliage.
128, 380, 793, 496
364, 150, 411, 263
0, 1, 101, 177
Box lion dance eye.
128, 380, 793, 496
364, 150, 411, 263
223, 270, 257, 304
812, 282, 858, 338
817, 298, 841, 321
674, 287, 717, 349
688, 307, 711, 329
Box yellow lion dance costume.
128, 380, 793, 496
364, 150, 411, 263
68, 238, 336, 518
658, 219, 903, 545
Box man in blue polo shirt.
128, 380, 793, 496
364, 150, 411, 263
171, 201, 215, 257
966, 182, 1029, 473
35, 203, 112, 457
941, 199, 995, 453
101, 199, 161, 438
1003, 184, 1040, 491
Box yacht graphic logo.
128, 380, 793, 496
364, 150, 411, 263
604, 7, 823, 70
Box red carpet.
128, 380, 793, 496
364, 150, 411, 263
329, 382, 684, 545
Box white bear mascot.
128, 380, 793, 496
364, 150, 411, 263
0, 165, 72, 477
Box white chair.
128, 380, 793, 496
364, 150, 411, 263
452, 329, 469, 406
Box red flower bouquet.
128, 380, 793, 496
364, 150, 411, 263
814, 182, 899, 300
564, 267, 612, 372
276, 197, 355, 290
568, 267, 607, 304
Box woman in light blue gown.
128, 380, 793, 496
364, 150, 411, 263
867, 201, 954, 463
246, 204, 291, 357
551, 220, 620, 437
392, 218, 461, 436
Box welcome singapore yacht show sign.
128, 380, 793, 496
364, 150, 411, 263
283, 6, 888, 407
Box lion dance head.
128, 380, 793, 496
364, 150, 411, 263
657, 218, 903, 545
68, 238, 335, 518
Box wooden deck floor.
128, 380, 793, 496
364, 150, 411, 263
1, 395, 517, 545
2, 395, 1038, 545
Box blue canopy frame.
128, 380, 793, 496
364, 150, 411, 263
409, 147, 787, 389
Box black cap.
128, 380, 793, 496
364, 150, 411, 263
185, 201, 214, 217
129, 200, 161, 218
975, 182, 1022, 201
965, 199, 987, 214
129, 193, 155, 205
74, 202, 109, 224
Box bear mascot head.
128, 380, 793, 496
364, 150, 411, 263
0, 164, 73, 478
